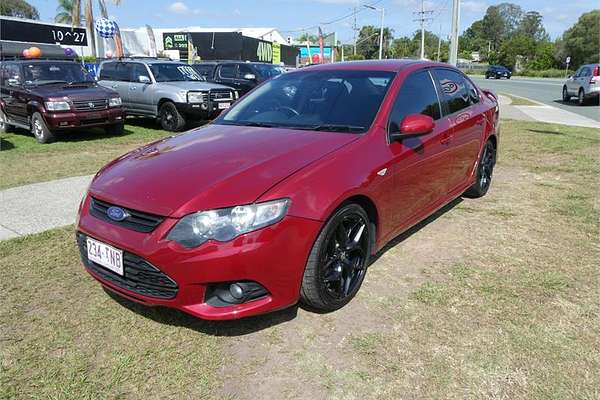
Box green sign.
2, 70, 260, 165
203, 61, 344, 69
272, 42, 281, 65
163, 33, 188, 50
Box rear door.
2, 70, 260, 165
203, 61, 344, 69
235, 63, 257, 95
567, 67, 582, 94
0, 63, 28, 124
98, 62, 129, 105
578, 66, 591, 94
387, 69, 452, 229
215, 63, 238, 89
432, 68, 485, 192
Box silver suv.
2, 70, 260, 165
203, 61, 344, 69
97, 59, 238, 131
562, 63, 599, 106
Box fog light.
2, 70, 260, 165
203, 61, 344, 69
59, 121, 69, 126
200, 103, 208, 110
229, 283, 244, 300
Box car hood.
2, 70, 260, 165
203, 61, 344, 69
158, 81, 233, 91
31, 83, 117, 100
90, 124, 359, 217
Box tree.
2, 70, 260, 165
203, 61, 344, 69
356, 25, 393, 59
518, 11, 549, 42
0, 0, 39, 19
496, 2, 523, 35
558, 10, 600, 68
481, 6, 506, 50
297, 33, 318, 44
55, 0, 80, 24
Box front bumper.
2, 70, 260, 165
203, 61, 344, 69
44, 107, 124, 130
76, 194, 322, 320
175, 101, 232, 120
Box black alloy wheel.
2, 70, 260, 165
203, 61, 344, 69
159, 102, 186, 132
301, 204, 372, 311
464, 139, 496, 198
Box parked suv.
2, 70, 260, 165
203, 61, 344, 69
0, 60, 124, 143
97, 59, 237, 131
192, 61, 286, 96
562, 63, 600, 105
485, 65, 511, 79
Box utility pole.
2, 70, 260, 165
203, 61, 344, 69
413, 0, 433, 60
437, 23, 442, 61
352, 5, 358, 55
449, 0, 460, 66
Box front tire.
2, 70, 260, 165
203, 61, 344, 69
159, 102, 186, 132
562, 86, 571, 102
31, 112, 55, 144
464, 139, 496, 198
300, 204, 372, 312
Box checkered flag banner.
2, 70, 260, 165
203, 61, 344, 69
95, 18, 117, 39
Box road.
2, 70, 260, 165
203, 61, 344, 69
470, 76, 600, 122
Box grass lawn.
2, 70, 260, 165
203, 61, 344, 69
0, 119, 175, 190
1, 120, 599, 399
501, 93, 539, 106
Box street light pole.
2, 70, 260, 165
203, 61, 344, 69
364, 5, 385, 60
449, 0, 460, 66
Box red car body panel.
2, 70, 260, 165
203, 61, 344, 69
77, 60, 499, 319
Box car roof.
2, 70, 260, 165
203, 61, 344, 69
6, 59, 78, 64
296, 59, 444, 73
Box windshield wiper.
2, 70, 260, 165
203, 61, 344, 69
309, 124, 365, 133
32, 80, 68, 86
235, 121, 276, 128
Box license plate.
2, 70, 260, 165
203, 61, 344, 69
218, 102, 231, 110
87, 237, 124, 276
84, 112, 102, 119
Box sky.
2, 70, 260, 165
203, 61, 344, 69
27, 0, 595, 42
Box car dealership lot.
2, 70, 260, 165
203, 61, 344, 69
1, 120, 598, 399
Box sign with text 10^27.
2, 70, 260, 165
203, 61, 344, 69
0, 18, 87, 46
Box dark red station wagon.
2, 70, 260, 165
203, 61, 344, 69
77, 60, 499, 320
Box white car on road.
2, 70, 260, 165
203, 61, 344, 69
562, 63, 599, 105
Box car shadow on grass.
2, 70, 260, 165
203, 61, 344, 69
104, 197, 463, 335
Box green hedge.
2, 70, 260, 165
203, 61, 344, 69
516, 69, 567, 78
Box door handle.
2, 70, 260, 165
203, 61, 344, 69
130, 86, 137, 91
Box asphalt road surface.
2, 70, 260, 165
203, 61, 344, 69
470, 76, 600, 122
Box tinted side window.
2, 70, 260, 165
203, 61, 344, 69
388, 70, 441, 132
433, 69, 471, 114
465, 78, 480, 104
238, 64, 253, 78
194, 64, 214, 79
131, 63, 149, 81
117, 63, 135, 82
219, 64, 236, 79
99, 63, 116, 80
582, 67, 591, 77
3, 64, 22, 84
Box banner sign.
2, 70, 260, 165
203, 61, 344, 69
163, 33, 189, 50
300, 47, 332, 58
0, 18, 87, 46
272, 42, 281, 65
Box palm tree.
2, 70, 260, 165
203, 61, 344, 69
71, 0, 123, 57
55, 0, 79, 24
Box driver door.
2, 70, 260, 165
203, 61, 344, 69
0, 63, 28, 124
128, 63, 153, 115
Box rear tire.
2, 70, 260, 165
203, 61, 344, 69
464, 139, 496, 199
0, 109, 14, 133
159, 102, 186, 132
31, 112, 55, 144
562, 86, 571, 102
300, 203, 372, 312
578, 88, 586, 106
105, 122, 125, 135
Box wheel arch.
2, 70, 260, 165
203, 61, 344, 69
329, 193, 380, 255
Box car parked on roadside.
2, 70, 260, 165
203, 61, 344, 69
97, 59, 238, 131
562, 63, 599, 105
485, 65, 511, 79
192, 61, 286, 96
0, 59, 124, 143
77, 60, 499, 320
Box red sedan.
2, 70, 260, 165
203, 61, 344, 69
77, 60, 499, 320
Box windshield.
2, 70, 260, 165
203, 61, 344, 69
149, 63, 204, 82
216, 70, 395, 133
252, 64, 286, 78
23, 62, 93, 85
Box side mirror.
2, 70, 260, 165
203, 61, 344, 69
243, 73, 256, 81
389, 114, 435, 142
138, 75, 151, 84
7, 78, 20, 87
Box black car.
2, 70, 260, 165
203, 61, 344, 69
192, 61, 286, 96
485, 65, 512, 79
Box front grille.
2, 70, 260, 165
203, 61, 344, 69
210, 90, 233, 101
90, 197, 164, 233
81, 118, 107, 125
73, 99, 108, 111
77, 233, 178, 299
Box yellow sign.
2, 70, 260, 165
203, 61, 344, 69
272, 42, 281, 65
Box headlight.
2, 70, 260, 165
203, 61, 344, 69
44, 101, 70, 111
234, 90, 239, 100
187, 91, 206, 103
167, 199, 290, 248
108, 97, 122, 107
